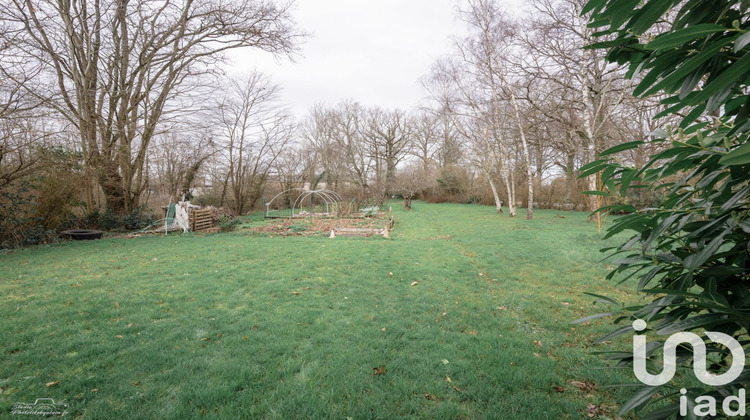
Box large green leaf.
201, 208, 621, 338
641, 37, 734, 97
645, 24, 727, 50
599, 140, 644, 156
719, 142, 750, 165
630, 0, 679, 35
689, 51, 750, 105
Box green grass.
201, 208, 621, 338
0, 202, 640, 419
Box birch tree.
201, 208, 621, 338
456, 0, 534, 219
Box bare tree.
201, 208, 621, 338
425, 54, 515, 215
151, 129, 215, 202
364, 107, 412, 195
1, 0, 303, 214
520, 0, 627, 216
330, 101, 372, 191
218, 73, 294, 214
410, 111, 440, 171
394, 164, 435, 210
272, 146, 308, 208
456, 0, 535, 219
300, 104, 343, 191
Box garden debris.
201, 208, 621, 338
46, 381, 59, 387
249, 214, 393, 237
571, 380, 597, 393
373, 365, 386, 375
585, 403, 614, 418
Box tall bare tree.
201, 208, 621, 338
1, 0, 302, 214
456, 0, 535, 219
364, 107, 412, 194
218, 73, 294, 214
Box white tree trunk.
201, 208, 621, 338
507, 89, 534, 220
488, 176, 503, 213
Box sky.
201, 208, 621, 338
226, 0, 524, 120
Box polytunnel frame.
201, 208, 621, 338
265, 188, 344, 219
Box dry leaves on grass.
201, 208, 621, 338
45, 381, 59, 387
373, 365, 386, 376
586, 403, 615, 418
571, 380, 597, 393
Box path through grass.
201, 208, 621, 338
1, 202, 638, 419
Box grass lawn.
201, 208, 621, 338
0, 202, 641, 419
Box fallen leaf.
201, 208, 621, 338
533, 352, 541, 358
585, 403, 612, 418
91, 389, 99, 392
424, 393, 438, 401
114, 302, 119, 309
410, 281, 419, 286
446, 376, 452, 384
292, 292, 301, 296
115, 335, 123, 339
133, 381, 140, 387
467, 331, 477, 336
389, 272, 393, 276
571, 380, 597, 393
373, 365, 386, 375
127, 323, 135, 327
302, 287, 311, 291
497, 306, 507, 310
71, 284, 81, 288
553, 386, 565, 393
586, 403, 597, 418
381, 328, 386, 332
243, 336, 248, 340
533, 340, 542, 347
441, 359, 450, 365
253, 324, 259, 330
46, 381, 59, 387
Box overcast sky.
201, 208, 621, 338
226, 0, 524, 119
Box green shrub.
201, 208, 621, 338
218, 215, 241, 232
285, 223, 307, 233
582, 0, 750, 417
81, 206, 156, 232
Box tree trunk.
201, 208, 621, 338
403, 196, 412, 210
488, 176, 503, 213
